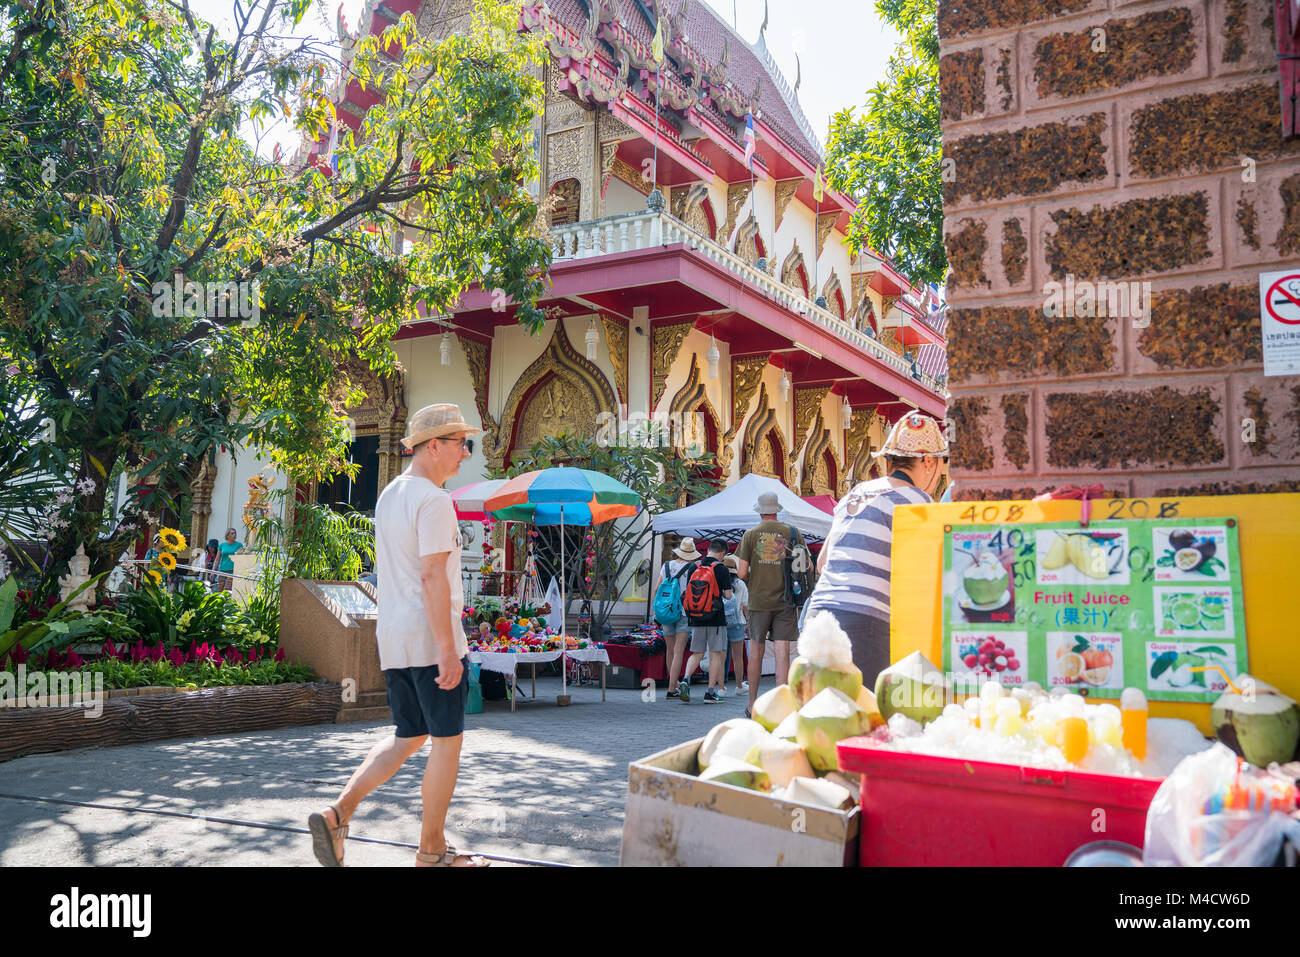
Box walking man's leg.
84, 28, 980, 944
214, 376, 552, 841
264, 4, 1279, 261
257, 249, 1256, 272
314, 732, 427, 864
418, 733, 479, 865
708, 650, 725, 692
730, 641, 746, 693
746, 635, 766, 712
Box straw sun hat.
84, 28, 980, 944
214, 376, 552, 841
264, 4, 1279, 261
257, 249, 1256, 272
673, 537, 701, 560
400, 403, 482, 451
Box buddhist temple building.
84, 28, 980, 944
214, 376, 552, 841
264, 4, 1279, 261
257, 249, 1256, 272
192, 0, 949, 588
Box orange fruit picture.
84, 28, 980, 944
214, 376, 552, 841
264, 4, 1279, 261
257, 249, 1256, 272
1059, 651, 1085, 680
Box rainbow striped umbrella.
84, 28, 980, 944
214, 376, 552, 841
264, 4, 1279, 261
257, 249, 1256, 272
484, 467, 640, 698
483, 467, 639, 526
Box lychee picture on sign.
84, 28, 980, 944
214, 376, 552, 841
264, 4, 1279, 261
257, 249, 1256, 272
1046, 632, 1123, 691
951, 631, 1028, 684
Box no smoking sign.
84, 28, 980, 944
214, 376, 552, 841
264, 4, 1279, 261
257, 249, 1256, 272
1258, 270, 1300, 375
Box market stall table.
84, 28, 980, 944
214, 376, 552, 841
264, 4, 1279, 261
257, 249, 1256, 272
468, 647, 611, 711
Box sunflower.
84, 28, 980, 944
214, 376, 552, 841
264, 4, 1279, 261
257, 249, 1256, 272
158, 528, 187, 552
144, 569, 162, 585
157, 552, 177, 571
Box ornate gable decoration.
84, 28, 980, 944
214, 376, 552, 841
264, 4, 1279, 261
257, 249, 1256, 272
815, 212, 838, 261
793, 383, 830, 452
800, 412, 843, 497
721, 182, 753, 246
774, 180, 800, 233
651, 320, 696, 412
781, 240, 808, 293
600, 314, 628, 406
668, 353, 731, 472
484, 321, 618, 473
821, 272, 845, 318
741, 381, 791, 484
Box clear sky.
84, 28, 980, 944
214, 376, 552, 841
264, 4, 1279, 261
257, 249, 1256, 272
188, 0, 899, 158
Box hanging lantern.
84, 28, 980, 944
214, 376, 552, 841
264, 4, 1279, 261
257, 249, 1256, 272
440, 330, 452, 366
706, 335, 720, 379
841, 394, 852, 428
585, 318, 599, 360
779, 370, 791, 402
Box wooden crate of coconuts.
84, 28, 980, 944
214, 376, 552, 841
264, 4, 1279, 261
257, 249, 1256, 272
621, 614, 875, 867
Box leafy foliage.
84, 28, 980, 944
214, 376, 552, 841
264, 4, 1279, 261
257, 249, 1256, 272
824, 0, 945, 286
2, 655, 318, 689
0, 0, 550, 585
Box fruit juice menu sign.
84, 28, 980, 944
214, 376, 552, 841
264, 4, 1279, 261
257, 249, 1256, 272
940, 517, 1247, 703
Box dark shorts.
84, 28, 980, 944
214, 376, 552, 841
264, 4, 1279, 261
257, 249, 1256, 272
749, 605, 797, 644
384, 657, 470, 739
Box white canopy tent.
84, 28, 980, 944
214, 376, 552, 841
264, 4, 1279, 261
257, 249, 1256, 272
651, 473, 834, 541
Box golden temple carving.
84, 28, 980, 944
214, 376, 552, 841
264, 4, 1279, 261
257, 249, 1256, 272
341, 355, 409, 494
800, 413, 842, 497
485, 321, 617, 473
651, 320, 695, 412
821, 272, 846, 319
793, 383, 830, 467
611, 156, 651, 195
600, 314, 628, 405
720, 182, 753, 245
773, 180, 800, 233
668, 354, 731, 473
781, 240, 808, 294
815, 212, 838, 262
458, 333, 497, 441
722, 354, 766, 463
741, 382, 792, 485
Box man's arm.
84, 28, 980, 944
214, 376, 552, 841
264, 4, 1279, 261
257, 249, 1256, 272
421, 551, 463, 690
816, 545, 829, 576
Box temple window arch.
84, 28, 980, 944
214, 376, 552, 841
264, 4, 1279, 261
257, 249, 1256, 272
548, 178, 581, 226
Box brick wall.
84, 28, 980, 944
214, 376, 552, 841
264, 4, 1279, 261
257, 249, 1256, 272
939, 0, 1300, 499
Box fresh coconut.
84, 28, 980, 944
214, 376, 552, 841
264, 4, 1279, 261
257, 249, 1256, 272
824, 771, 862, 804
745, 736, 815, 788
796, 687, 873, 773
771, 711, 800, 741
787, 611, 864, 706
783, 776, 854, 810
699, 755, 771, 791
752, 684, 797, 731
699, 718, 765, 771
711, 721, 771, 768
855, 686, 885, 728
874, 651, 948, 725
1210, 675, 1300, 768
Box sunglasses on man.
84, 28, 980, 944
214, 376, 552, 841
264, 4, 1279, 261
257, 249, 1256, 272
435, 437, 474, 453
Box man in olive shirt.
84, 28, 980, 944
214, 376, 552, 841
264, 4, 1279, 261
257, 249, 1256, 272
735, 491, 802, 716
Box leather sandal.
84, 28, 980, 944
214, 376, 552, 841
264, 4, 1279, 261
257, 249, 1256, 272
308, 805, 348, 867
415, 843, 490, 867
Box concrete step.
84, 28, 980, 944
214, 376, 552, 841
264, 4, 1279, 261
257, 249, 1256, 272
336, 706, 392, 723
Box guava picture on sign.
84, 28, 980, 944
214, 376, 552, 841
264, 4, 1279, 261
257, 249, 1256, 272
1259, 270, 1300, 376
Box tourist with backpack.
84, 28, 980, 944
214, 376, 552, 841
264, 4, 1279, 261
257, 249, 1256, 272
653, 538, 698, 699
676, 540, 733, 703
722, 554, 749, 697
735, 491, 815, 718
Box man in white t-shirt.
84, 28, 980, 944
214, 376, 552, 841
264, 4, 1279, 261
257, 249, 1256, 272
309, 403, 487, 868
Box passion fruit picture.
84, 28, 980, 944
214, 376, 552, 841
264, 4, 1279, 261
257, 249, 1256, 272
1173, 547, 1203, 571
1155, 528, 1228, 578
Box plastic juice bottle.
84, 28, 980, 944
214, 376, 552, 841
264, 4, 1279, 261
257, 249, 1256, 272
963, 695, 982, 727
1060, 717, 1089, 764
1121, 688, 1148, 761
1091, 703, 1123, 749
994, 697, 1022, 736
980, 680, 1003, 731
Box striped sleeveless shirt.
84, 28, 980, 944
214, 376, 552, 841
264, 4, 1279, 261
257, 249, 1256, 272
804, 477, 932, 622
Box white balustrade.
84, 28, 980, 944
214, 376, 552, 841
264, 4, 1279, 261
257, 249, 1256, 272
547, 210, 943, 395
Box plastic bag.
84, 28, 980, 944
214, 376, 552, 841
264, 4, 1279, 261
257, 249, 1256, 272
1144, 743, 1298, 866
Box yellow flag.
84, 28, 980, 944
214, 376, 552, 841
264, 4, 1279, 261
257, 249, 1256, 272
651, 18, 664, 64
813, 164, 825, 203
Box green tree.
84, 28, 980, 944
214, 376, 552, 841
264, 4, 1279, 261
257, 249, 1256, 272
824, 0, 945, 286
499, 434, 717, 638
0, 0, 550, 590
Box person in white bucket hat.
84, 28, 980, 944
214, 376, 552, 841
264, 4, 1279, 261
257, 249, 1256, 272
802, 412, 949, 687
309, 403, 489, 868
659, 537, 700, 697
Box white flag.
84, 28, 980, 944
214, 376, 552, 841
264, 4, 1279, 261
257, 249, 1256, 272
544, 576, 563, 626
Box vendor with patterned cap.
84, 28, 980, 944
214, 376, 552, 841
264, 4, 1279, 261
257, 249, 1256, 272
802, 412, 949, 686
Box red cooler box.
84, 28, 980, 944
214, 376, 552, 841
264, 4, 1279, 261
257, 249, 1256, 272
837, 736, 1163, 867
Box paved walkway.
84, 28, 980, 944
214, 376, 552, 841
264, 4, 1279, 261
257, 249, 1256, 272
0, 675, 755, 867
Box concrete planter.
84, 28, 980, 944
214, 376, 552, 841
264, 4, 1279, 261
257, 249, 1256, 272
0, 681, 342, 762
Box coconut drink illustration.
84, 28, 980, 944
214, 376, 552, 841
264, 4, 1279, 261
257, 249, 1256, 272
961, 551, 1009, 605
